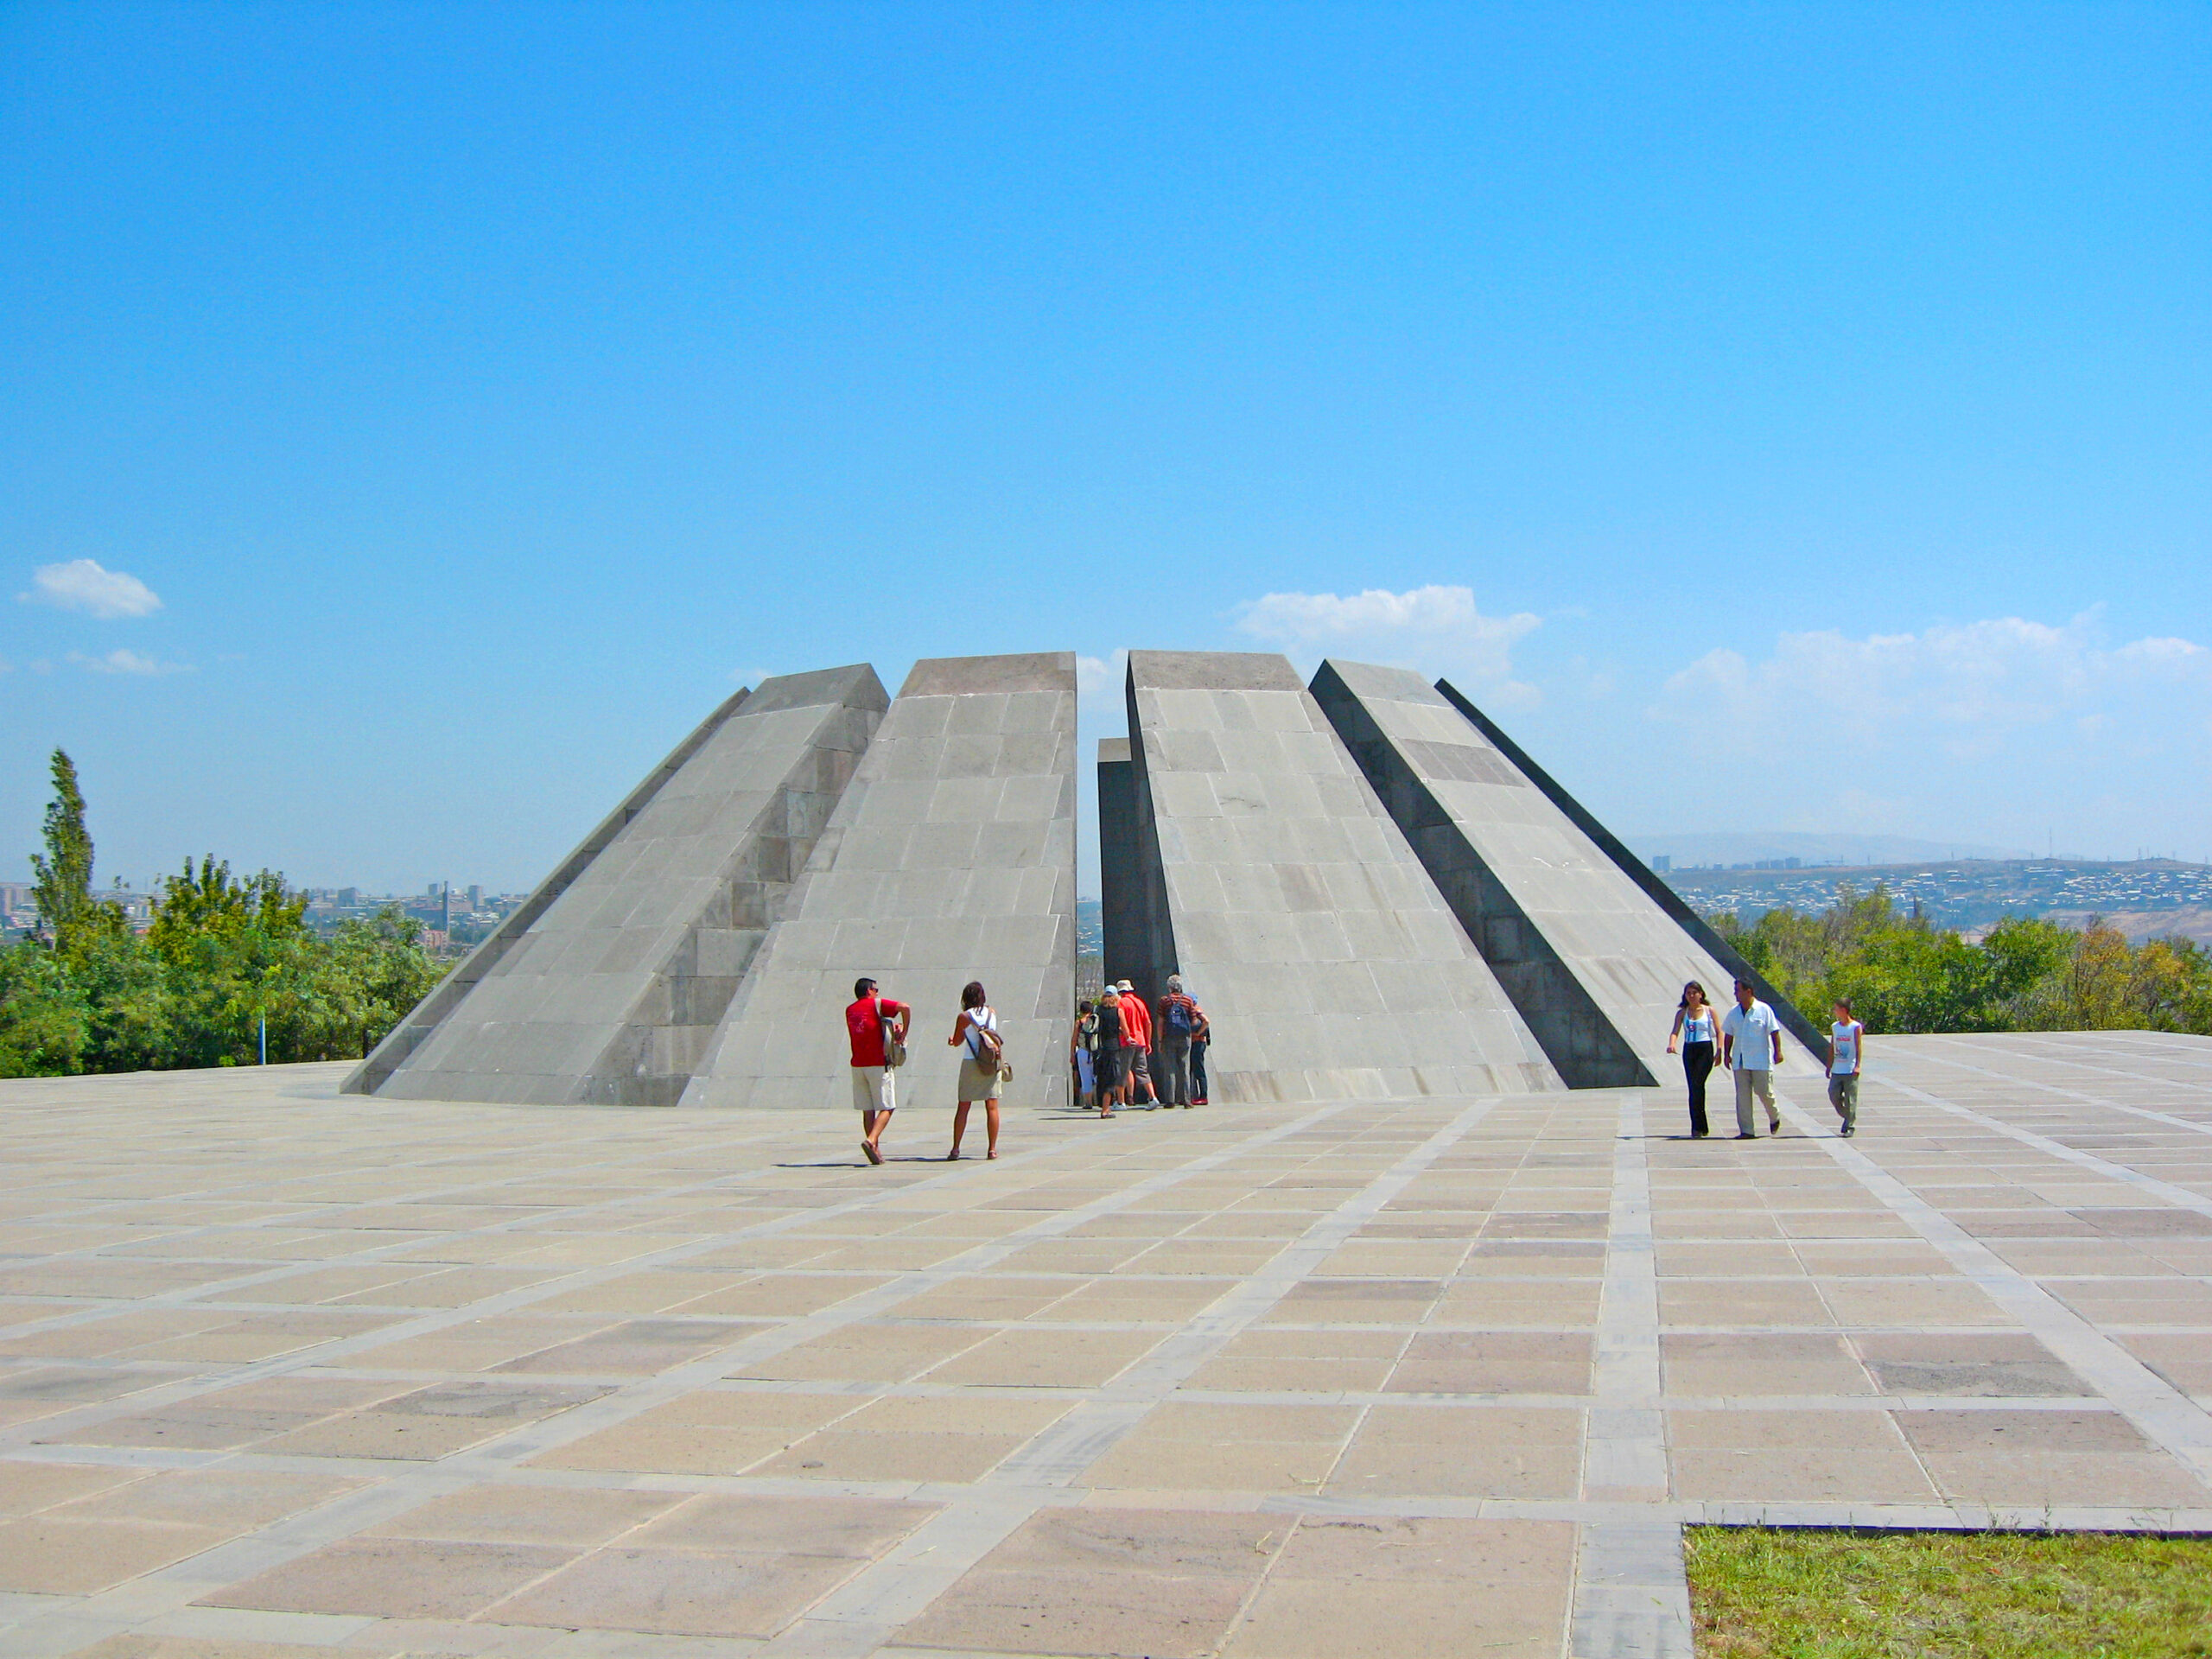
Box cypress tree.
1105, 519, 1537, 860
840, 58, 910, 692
29, 748, 97, 942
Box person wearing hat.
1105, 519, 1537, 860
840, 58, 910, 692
1116, 979, 1155, 1106
1156, 974, 1201, 1107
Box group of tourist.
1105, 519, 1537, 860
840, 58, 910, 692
839, 970, 1214, 1166
1666, 977, 1864, 1140
1071, 975, 1208, 1116
842, 962, 1862, 1161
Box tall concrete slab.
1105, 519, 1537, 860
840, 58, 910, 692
1125, 650, 1562, 1103
1313, 661, 1654, 1088
1311, 658, 1793, 1081
348, 665, 887, 1104
683, 653, 1077, 1110
1096, 738, 1156, 998
1433, 675, 1827, 1059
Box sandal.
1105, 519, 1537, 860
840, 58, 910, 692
862, 1141, 882, 1165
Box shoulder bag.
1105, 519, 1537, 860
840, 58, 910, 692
877, 997, 907, 1070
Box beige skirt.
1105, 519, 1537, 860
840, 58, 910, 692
957, 1057, 1003, 1101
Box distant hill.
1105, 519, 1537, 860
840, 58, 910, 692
1662, 857, 2212, 944
1635, 832, 2028, 868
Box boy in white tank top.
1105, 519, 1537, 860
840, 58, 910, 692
1826, 999, 1864, 1137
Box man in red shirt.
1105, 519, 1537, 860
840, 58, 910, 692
1116, 978, 1155, 1106
846, 976, 910, 1166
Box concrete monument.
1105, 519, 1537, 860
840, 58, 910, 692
346, 666, 887, 1103
682, 652, 1078, 1109
1121, 650, 1562, 1102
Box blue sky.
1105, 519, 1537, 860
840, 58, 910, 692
3, 3, 2207, 897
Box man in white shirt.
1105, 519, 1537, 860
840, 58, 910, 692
1721, 978, 1784, 1139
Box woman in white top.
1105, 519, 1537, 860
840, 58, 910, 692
948, 980, 1004, 1160
1666, 980, 1720, 1138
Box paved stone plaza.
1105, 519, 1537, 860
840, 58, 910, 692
3, 1032, 2209, 1659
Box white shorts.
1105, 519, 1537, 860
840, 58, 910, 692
851, 1065, 895, 1112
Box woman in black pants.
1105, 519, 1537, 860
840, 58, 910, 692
1667, 980, 1719, 1137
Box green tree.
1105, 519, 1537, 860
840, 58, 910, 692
0, 943, 92, 1076
27, 749, 122, 948
1706, 894, 2212, 1039
2, 756, 451, 1077
324, 907, 450, 1058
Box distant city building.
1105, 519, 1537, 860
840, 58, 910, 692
1650, 855, 1671, 872
338, 887, 359, 907
467, 884, 483, 910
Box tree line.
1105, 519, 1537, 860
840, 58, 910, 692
0, 751, 450, 1077
1713, 887, 2212, 1037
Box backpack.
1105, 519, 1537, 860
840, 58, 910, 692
968, 1007, 1004, 1069
1165, 995, 1194, 1034
1078, 1012, 1099, 1052
877, 997, 906, 1069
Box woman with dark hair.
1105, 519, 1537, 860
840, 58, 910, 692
1666, 980, 1719, 1138
1071, 1000, 1098, 1109
1092, 987, 1125, 1119
948, 980, 1005, 1160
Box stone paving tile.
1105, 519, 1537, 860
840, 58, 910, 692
200, 1537, 579, 1618
895, 1507, 1277, 1658
1222, 1517, 1576, 1659
0, 1037, 2209, 1658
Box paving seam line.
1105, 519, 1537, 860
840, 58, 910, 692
0, 1101, 1239, 1451
748, 1092, 1516, 1659
1952, 1029, 2212, 1090
0, 1073, 814, 1240
1568, 1090, 1693, 1659
1774, 1084, 2212, 1489
2, 1107, 843, 1290
1872, 1071, 2212, 1219
482, 1461, 2212, 1534
0, 1095, 1150, 1345
2032, 1031, 2212, 1071
1900, 1039, 2212, 1144
0, 1099, 1368, 1656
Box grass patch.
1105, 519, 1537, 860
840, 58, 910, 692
1686, 1527, 2212, 1658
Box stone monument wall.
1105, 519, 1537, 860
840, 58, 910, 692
348, 664, 887, 1103
1124, 649, 1561, 1103
682, 652, 1078, 1110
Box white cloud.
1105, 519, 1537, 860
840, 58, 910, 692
1232, 584, 1541, 690
1076, 651, 1128, 697
1077, 651, 1131, 747
1653, 609, 2211, 755
21, 558, 163, 620
68, 648, 191, 677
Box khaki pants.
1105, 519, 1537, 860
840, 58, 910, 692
851, 1065, 895, 1113
1733, 1066, 1777, 1135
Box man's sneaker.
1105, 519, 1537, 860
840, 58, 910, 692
1841, 1124, 1856, 1137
